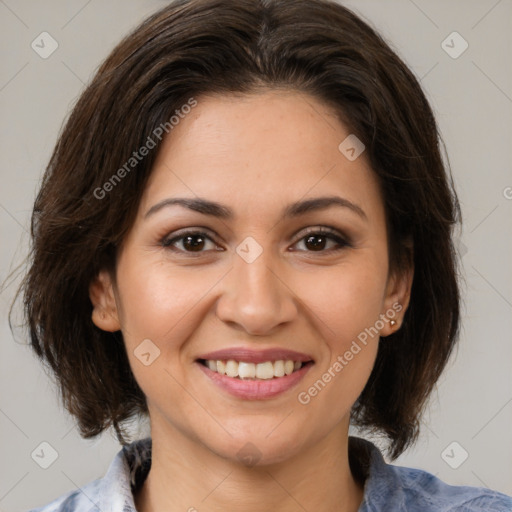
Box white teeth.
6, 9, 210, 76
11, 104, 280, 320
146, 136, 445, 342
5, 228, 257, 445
238, 362, 256, 379
203, 359, 305, 379
225, 359, 239, 378
284, 360, 294, 375
273, 360, 285, 377
256, 361, 274, 380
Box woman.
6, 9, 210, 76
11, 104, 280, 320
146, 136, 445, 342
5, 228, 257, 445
21, 0, 512, 510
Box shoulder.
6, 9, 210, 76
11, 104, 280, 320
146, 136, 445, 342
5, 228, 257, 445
393, 464, 512, 511
349, 436, 512, 512
26, 479, 102, 512
26, 437, 152, 512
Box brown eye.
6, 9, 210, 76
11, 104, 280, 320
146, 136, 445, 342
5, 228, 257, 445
161, 227, 349, 256
304, 234, 329, 251
293, 228, 350, 253
162, 230, 218, 253
181, 234, 206, 251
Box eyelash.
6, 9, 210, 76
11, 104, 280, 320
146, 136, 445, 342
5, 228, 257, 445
160, 226, 351, 256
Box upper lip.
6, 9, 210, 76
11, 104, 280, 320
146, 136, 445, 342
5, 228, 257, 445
197, 347, 314, 364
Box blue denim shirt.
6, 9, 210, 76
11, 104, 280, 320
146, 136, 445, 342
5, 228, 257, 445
28, 436, 512, 511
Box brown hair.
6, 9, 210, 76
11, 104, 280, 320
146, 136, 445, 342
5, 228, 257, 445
17, 0, 461, 460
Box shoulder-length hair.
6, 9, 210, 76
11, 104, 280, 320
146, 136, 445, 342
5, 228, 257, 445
18, 0, 461, 460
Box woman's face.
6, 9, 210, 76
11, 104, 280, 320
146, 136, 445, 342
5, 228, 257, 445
91, 90, 412, 465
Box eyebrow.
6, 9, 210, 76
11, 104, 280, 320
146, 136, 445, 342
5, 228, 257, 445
144, 195, 367, 221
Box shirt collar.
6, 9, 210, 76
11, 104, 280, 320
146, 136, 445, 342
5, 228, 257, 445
349, 436, 407, 511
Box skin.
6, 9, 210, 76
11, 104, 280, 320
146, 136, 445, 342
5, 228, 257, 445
90, 90, 413, 512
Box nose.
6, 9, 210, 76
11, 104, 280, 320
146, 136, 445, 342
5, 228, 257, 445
215, 246, 298, 336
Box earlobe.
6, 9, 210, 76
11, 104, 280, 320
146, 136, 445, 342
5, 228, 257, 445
380, 263, 414, 337
89, 270, 121, 332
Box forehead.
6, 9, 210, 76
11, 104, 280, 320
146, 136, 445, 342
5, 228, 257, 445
140, 90, 384, 224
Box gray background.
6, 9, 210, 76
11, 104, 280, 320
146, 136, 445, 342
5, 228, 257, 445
1, 0, 511, 510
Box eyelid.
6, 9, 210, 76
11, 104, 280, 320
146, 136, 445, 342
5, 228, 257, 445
161, 228, 221, 249
290, 225, 351, 250
294, 225, 344, 239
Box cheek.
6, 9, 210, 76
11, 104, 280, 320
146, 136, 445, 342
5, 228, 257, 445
293, 256, 386, 398
114, 257, 221, 401
115, 255, 226, 348
295, 274, 383, 421
300, 257, 388, 344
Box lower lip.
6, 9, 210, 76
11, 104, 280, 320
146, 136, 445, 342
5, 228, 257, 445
196, 361, 314, 400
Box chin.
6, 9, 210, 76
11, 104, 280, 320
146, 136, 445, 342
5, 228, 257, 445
208, 431, 305, 468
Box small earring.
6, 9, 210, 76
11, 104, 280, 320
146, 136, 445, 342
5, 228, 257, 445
390, 320, 397, 327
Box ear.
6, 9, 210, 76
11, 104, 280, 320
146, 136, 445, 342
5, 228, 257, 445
89, 270, 121, 332
380, 246, 414, 337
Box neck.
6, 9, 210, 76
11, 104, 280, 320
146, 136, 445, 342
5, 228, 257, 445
134, 420, 365, 512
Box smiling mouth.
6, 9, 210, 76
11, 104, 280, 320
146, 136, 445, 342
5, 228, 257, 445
197, 358, 314, 380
